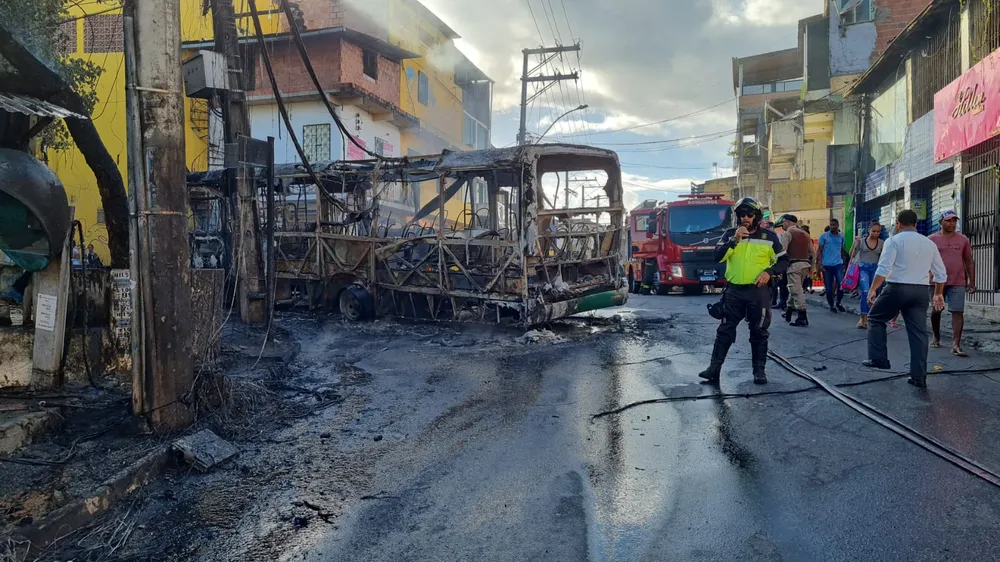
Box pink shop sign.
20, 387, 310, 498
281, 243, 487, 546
935, 47, 1000, 162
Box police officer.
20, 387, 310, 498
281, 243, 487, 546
698, 198, 789, 385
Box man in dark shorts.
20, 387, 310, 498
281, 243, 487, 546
928, 210, 976, 356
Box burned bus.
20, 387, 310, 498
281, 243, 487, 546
262, 144, 628, 326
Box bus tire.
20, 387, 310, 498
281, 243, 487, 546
339, 285, 374, 321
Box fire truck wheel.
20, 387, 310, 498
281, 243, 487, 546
682, 285, 703, 296
655, 284, 672, 296
339, 285, 374, 321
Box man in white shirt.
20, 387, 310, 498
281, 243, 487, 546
864, 210, 947, 388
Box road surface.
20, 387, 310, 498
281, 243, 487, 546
83, 293, 1000, 561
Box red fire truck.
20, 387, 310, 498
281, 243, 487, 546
628, 194, 734, 295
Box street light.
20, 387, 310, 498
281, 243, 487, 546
534, 104, 589, 144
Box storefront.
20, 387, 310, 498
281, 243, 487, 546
858, 165, 904, 235
935, 46, 1000, 315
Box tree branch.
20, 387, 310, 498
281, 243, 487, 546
0, 22, 130, 267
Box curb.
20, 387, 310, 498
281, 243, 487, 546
9, 446, 172, 558
0, 411, 59, 456
805, 293, 861, 315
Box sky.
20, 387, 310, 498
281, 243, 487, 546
418, 0, 822, 210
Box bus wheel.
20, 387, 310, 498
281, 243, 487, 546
682, 285, 703, 296
339, 285, 374, 321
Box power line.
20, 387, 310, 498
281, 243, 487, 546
593, 124, 756, 147
525, 0, 545, 44
620, 162, 719, 170
550, 97, 737, 139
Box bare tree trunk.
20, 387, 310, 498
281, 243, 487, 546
0, 23, 130, 268
58, 95, 130, 268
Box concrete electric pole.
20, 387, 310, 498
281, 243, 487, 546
211, 0, 267, 325
517, 44, 581, 146
123, 0, 194, 430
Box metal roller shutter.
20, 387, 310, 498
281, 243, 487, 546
929, 182, 958, 234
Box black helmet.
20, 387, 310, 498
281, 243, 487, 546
735, 197, 763, 229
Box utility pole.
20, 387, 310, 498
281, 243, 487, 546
211, 0, 267, 325
517, 44, 581, 146
124, 0, 194, 430
568, 176, 597, 208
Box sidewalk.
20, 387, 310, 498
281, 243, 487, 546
804, 291, 1000, 353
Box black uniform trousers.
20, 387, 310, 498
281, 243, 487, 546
715, 284, 772, 368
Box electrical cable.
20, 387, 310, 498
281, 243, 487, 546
58, 222, 98, 389
73, 221, 97, 389
551, 98, 738, 139
273, 0, 382, 160
246, 1, 363, 219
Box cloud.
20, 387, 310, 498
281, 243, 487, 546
621, 172, 697, 211
418, 0, 818, 147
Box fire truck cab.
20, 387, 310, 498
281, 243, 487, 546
629, 194, 734, 295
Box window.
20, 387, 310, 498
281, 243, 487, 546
634, 215, 649, 232
363, 50, 378, 80
418, 71, 429, 105
741, 79, 803, 96
476, 123, 489, 150
83, 14, 123, 53
374, 137, 386, 157
779, 79, 803, 92
839, 0, 872, 25
418, 27, 435, 46
870, 75, 907, 169
463, 113, 490, 149
463, 114, 476, 146
302, 124, 331, 162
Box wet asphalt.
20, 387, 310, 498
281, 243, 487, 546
290, 293, 1000, 562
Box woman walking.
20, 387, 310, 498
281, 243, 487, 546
851, 220, 884, 329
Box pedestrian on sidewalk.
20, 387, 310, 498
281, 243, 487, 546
777, 215, 813, 327
928, 210, 976, 356
850, 220, 885, 329
863, 210, 947, 388
818, 218, 849, 313
698, 198, 789, 385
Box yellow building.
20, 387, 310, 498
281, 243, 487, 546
46, 0, 282, 263
49, 0, 490, 262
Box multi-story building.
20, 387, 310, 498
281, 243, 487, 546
45, 0, 492, 263
732, 48, 803, 211
729, 1, 933, 243
838, 0, 1000, 319
691, 176, 736, 197
814, 0, 935, 241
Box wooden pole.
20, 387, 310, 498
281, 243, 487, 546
211, 0, 266, 325
123, 16, 146, 412
125, 0, 194, 431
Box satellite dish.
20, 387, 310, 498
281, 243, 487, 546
0, 149, 71, 271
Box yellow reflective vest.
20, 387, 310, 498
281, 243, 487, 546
714, 228, 789, 285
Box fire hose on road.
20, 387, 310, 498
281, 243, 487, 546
592, 346, 1000, 490
767, 350, 1000, 489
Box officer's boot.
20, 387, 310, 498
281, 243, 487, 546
791, 309, 809, 327
751, 340, 768, 385
783, 307, 795, 323
698, 339, 732, 384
